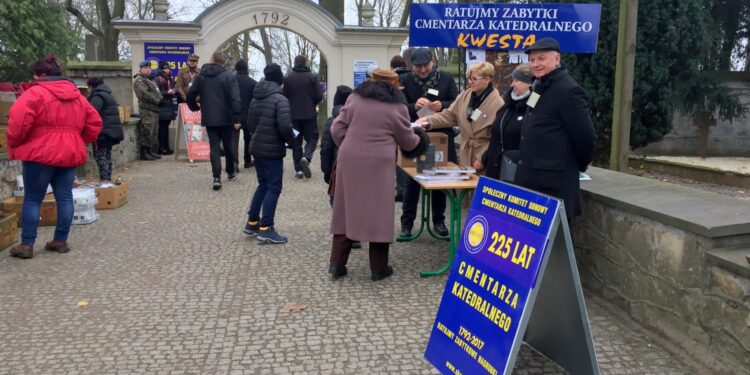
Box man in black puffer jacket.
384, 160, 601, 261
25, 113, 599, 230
243, 64, 296, 245
187, 52, 241, 190
87, 76, 124, 181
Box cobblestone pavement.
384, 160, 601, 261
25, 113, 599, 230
0, 156, 705, 374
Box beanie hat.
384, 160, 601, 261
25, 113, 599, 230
263, 63, 284, 85
333, 85, 353, 106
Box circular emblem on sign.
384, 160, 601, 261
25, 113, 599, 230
463, 215, 489, 254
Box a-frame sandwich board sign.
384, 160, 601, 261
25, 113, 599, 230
424, 176, 599, 375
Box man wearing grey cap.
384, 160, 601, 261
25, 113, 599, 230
398, 47, 459, 238
515, 37, 596, 219
133, 60, 161, 160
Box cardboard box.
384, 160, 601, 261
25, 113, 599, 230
2, 194, 57, 227
0, 101, 12, 125
398, 132, 449, 168
83, 180, 128, 210
0, 212, 18, 251
118, 106, 131, 124
0, 126, 7, 153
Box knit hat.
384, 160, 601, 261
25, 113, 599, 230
333, 85, 353, 106
509, 63, 534, 84
263, 63, 283, 85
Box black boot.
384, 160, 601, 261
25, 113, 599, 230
147, 148, 161, 159
140, 147, 157, 161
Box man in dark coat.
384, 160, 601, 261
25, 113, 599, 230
283, 55, 323, 179
398, 47, 460, 238
515, 37, 597, 219
243, 64, 296, 245
235, 59, 257, 169
187, 52, 242, 191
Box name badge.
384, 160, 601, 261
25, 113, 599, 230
427, 88, 439, 97
470, 108, 482, 122
527, 92, 541, 108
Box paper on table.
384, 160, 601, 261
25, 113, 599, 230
417, 106, 435, 118
579, 172, 591, 181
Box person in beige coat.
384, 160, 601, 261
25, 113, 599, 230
416, 62, 503, 169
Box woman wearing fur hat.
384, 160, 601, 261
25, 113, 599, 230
328, 69, 429, 282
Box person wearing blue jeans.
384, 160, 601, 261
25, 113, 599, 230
21, 163, 77, 250
242, 64, 296, 244
6, 54, 102, 259
246, 158, 283, 241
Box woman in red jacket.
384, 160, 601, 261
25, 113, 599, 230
7, 55, 102, 259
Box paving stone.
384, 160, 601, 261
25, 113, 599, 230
0, 155, 702, 374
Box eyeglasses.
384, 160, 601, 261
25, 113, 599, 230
468, 76, 486, 82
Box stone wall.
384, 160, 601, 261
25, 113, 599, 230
636, 73, 750, 157
65, 61, 134, 109
573, 167, 750, 374
77, 119, 140, 179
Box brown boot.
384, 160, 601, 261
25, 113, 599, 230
9, 244, 33, 259
45, 240, 70, 254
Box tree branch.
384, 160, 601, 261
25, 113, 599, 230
64, 0, 104, 38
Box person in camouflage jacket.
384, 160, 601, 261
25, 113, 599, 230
133, 61, 161, 160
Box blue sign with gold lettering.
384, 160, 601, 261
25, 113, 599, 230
425, 177, 560, 375
144, 42, 195, 78
410, 3, 601, 53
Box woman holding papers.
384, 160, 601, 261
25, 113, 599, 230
416, 62, 503, 169
481, 63, 534, 180
328, 69, 429, 282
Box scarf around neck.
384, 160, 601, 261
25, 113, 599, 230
413, 65, 441, 95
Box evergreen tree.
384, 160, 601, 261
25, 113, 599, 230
0, 0, 79, 82
555, 0, 745, 161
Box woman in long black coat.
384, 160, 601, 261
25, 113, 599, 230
481, 63, 534, 180
87, 76, 124, 181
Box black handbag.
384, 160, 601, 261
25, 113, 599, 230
500, 150, 519, 182
496, 110, 519, 183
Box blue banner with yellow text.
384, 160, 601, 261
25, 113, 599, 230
425, 177, 560, 375
410, 3, 601, 53
144, 43, 195, 78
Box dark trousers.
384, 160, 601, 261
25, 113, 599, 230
241, 125, 253, 164
396, 167, 409, 199
231, 128, 241, 168
21, 162, 76, 246
400, 177, 446, 229
292, 119, 319, 172
248, 158, 283, 227
206, 125, 235, 178
158, 119, 171, 151
330, 234, 389, 273
93, 142, 113, 181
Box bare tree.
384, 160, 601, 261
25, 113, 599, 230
375, 0, 404, 27
64, 0, 125, 60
